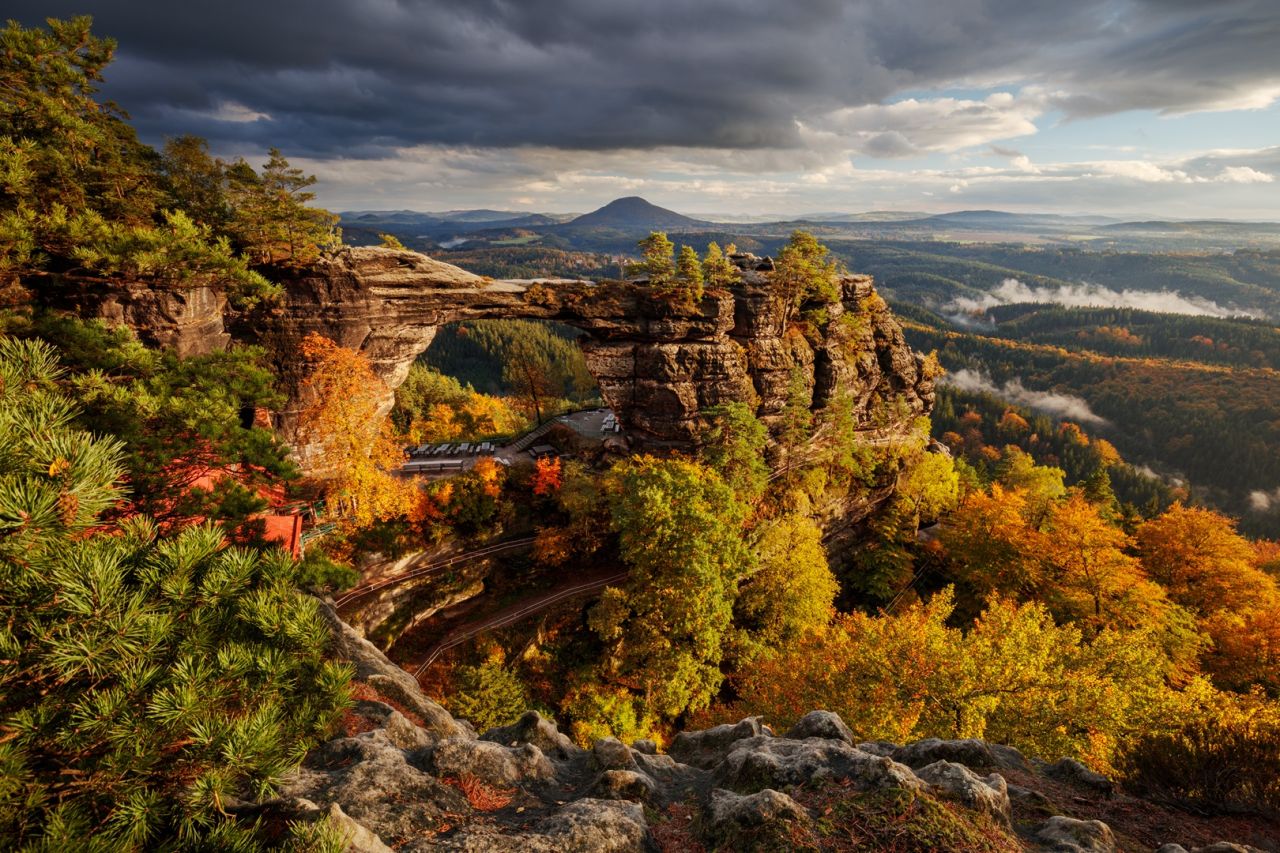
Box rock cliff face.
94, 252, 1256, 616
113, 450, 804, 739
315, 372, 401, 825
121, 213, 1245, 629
262, 605, 1273, 853
47, 277, 231, 357
87, 246, 933, 471
46, 247, 933, 471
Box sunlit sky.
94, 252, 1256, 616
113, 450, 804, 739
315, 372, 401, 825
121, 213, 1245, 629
16, 1, 1280, 218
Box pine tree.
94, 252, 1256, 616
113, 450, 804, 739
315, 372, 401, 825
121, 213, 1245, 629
631, 231, 675, 294
675, 244, 704, 309
160, 135, 232, 229
228, 149, 340, 265
702, 241, 741, 289
501, 337, 558, 425
0, 18, 326, 308
777, 367, 814, 471
0, 337, 351, 849
699, 401, 769, 504
771, 231, 843, 329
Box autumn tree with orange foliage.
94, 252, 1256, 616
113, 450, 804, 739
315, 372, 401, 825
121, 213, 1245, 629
1041, 492, 1162, 631
533, 460, 609, 568
941, 475, 1200, 675
297, 332, 422, 528
942, 483, 1046, 599
531, 456, 563, 496
1137, 504, 1280, 692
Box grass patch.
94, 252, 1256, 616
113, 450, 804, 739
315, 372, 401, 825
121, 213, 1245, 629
790, 783, 1021, 853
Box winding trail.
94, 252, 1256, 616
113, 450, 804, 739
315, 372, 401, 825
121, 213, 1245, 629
334, 537, 537, 608
412, 569, 629, 679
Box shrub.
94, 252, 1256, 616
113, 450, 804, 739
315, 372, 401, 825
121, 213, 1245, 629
295, 548, 360, 593
1118, 688, 1280, 814
445, 657, 533, 733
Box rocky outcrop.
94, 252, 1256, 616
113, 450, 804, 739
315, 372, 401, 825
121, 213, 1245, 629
47, 277, 231, 357
45, 246, 935, 497
237, 248, 932, 470
52, 246, 928, 472
272, 606, 1273, 852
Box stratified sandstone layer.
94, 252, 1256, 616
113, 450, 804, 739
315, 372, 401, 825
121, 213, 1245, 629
44, 246, 934, 473
232, 247, 934, 469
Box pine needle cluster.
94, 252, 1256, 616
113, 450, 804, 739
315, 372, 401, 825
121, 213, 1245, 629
0, 338, 352, 850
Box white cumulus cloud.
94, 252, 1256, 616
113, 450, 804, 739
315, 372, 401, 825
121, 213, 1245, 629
1216, 166, 1275, 184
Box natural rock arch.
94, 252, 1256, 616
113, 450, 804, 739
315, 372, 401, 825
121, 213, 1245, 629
51, 246, 934, 473
230, 248, 934, 471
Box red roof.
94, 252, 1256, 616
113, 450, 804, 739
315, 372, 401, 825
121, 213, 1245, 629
262, 514, 303, 559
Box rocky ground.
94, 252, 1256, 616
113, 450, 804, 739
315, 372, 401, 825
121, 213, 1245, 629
258, 605, 1279, 852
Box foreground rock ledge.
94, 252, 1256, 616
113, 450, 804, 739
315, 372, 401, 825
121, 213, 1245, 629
267, 606, 1271, 852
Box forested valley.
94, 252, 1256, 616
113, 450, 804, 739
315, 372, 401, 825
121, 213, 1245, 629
3, 15, 1280, 852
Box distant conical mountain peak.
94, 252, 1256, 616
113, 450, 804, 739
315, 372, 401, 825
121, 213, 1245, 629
568, 196, 702, 228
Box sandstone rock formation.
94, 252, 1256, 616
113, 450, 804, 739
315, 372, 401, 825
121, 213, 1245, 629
268, 604, 1275, 852
244, 247, 933, 471
50, 246, 935, 472
47, 277, 231, 357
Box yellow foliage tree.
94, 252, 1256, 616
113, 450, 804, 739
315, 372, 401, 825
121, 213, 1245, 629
413, 402, 461, 443
734, 513, 837, 657
297, 332, 419, 528
708, 589, 1175, 771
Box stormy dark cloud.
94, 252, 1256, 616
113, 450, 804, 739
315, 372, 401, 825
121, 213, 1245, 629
9, 0, 1280, 158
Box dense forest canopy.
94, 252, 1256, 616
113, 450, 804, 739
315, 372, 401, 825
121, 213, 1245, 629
4, 15, 1280, 849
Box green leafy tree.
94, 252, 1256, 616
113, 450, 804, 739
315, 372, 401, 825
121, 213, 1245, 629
995, 446, 1065, 525
718, 588, 1175, 773
852, 443, 960, 602
65, 208, 280, 307
587, 456, 752, 721
818, 388, 874, 489
0, 18, 329, 308
27, 314, 297, 530
0, 16, 161, 229
0, 337, 351, 849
